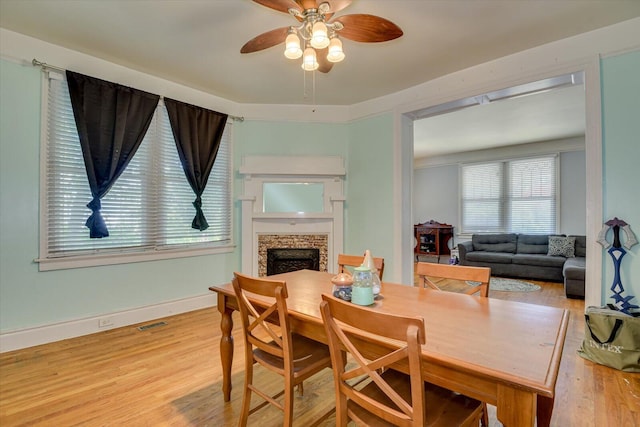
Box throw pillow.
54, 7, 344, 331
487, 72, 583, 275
547, 236, 576, 257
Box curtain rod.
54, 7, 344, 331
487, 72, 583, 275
32, 58, 244, 122
32, 58, 65, 73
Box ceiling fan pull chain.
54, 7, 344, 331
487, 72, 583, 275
303, 66, 308, 99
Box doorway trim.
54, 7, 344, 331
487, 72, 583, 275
397, 56, 602, 308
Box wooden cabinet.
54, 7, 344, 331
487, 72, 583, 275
414, 221, 454, 261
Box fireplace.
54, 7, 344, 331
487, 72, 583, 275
258, 234, 328, 277
267, 248, 320, 275
239, 156, 345, 276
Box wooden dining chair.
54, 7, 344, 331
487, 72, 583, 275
415, 262, 491, 426
320, 293, 484, 427
416, 262, 491, 297
232, 272, 332, 427
337, 253, 385, 279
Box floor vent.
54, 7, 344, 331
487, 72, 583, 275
137, 321, 167, 331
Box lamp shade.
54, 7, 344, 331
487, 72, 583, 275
284, 33, 302, 59
327, 37, 345, 63
301, 47, 319, 71
310, 21, 330, 49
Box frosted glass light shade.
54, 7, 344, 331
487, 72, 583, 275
310, 22, 330, 49
327, 37, 345, 63
301, 47, 319, 71
284, 33, 302, 59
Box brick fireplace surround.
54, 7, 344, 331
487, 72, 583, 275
258, 234, 328, 277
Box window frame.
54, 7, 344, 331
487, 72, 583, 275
459, 154, 559, 235
37, 71, 234, 271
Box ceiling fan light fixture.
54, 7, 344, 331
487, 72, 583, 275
242, 0, 404, 75
301, 47, 319, 71
327, 37, 345, 63
310, 21, 330, 49
284, 32, 302, 59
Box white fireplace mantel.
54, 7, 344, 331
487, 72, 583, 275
239, 156, 346, 276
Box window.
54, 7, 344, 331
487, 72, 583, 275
40, 73, 232, 269
461, 156, 557, 234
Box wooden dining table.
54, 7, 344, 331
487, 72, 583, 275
209, 269, 569, 427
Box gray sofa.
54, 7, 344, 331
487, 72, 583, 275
458, 234, 586, 299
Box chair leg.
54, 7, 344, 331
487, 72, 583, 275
298, 382, 304, 396
238, 360, 253, 427
336, 392, 349, 427
283, 377, 295, 427
481, 403, 489, 427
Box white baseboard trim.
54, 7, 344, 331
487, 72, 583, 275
0, 294, 217, 353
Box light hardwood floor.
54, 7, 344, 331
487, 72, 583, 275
1, 275, 639, 426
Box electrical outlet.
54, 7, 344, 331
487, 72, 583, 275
98, 317, 114, 328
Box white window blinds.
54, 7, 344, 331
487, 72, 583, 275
461, 162, 503, 233
507, 157, 556, 234
461, 156, 557, 234
44, 74, 232, 259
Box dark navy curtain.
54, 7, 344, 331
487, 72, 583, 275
66, 71, 160, 238
164, 98, 228, 231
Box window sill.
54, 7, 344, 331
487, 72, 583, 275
35, 244, 235, 271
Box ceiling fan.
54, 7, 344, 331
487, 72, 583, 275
241, 0, 403, 73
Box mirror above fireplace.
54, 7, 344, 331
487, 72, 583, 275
263, 182, 324, 213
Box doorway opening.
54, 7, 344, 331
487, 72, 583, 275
405, 71, 595, 305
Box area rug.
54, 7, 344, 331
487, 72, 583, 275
467, 277, 541, 292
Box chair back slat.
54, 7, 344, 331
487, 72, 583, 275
416, 262, 491, 297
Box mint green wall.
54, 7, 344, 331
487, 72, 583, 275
233, 121, 348, 156
0, 59, 238, 332
231, 120, 349, 268
229, 118, 396, 277
601, 51, 640, 304
346, 114, 395, 278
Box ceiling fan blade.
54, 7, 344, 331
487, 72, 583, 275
253, 0, 301, 15
333, 14, 403, 42
326, 0, 351, 14
316, 48, 334, 73
294, 0, 318, 9
240, 27, 290, 53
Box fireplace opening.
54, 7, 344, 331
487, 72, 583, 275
267, 248, 320, 276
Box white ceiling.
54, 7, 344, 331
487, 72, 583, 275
414, 83, 586, 158
1, 0, 638, 155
